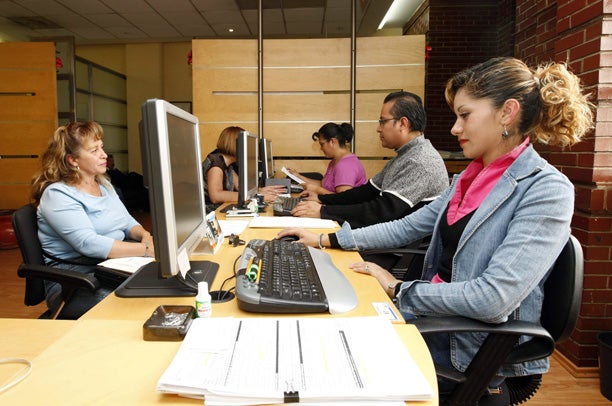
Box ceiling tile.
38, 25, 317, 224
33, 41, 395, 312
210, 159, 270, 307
284, 7, 324, 23
95, 0, 153, 13
163, 11, 207, 27
193, 0, 239, 12
12, 0, 69, 14
0, 1, 37, 17
145, 0, 197, 13
55, 0, 112, 14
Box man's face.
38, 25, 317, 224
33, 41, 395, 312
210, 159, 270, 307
376, 101, 402, 149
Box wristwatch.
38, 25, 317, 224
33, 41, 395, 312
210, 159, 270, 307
388, 280, 402, 296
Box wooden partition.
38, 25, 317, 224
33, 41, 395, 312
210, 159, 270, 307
192, 36, 424, 179
0, 42, 57, 210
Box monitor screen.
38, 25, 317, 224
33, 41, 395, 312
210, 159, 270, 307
259, 137, 274, 185
115, 99, 218, 298
236, 130, 259, 208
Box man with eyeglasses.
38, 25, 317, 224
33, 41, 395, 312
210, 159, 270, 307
291, 91, 448, 229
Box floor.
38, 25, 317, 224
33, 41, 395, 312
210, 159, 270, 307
0, 211, 609, 404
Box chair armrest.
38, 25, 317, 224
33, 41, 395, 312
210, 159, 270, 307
408, 316, 555, 364
360, 247, 426, 256
18, 263, 100, 291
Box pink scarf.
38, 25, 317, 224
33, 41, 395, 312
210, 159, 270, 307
446, 138, 530, 226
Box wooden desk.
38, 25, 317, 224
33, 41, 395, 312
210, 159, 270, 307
85, 222, 399, 322
2, 211, 437, 404
0, 318, 73, 385
0, 319, 437, 405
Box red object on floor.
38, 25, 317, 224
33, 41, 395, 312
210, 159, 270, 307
0, 212, 18, 249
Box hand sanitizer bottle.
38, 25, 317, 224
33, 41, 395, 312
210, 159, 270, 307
195, 281, 212, 318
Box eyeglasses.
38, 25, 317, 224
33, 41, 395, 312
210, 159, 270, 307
378, 117, 400, 126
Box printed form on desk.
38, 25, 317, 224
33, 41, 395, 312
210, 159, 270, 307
157, 316, 433, 405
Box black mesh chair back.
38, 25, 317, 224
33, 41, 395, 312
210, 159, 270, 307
12, 204, 47, 306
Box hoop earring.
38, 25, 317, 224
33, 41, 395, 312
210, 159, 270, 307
73, 165, 80, 171
502, 126, 509, 139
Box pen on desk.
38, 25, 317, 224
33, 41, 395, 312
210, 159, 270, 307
255, 258, 262, 282
246, 257, 258, 282
244, 256, 254, 280
223, 320, 243, 386
339, 330, 363, 388
275, 320, 280, 391
296, 320, 306, 388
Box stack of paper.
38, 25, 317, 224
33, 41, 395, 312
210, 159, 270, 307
157, 317, 433, 405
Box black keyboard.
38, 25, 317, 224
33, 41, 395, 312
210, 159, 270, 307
235, 239, 328, 313
272, 196, 301, 216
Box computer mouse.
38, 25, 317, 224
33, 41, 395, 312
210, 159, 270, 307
279, 235, 299, 242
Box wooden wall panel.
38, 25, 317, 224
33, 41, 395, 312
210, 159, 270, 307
0, 42, 57, 210
192, 35, 424, 178
0, 123, 53, 155
264, 68, 350, 91
0, 159, 40, 182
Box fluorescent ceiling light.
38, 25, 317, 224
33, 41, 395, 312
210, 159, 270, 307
378, 0, 402, 30
378, 0, 426, 30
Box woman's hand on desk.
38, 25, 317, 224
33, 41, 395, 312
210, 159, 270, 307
350, 261, 399, 298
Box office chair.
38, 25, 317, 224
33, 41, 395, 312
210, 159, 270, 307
360, 237, 430, 281
406, 235, 583, 405
12, 204, 101, 320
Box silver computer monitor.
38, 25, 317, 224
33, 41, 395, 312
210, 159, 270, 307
259, 137, 274, 184
115, 99, 218, 297
236, 130, 259, 208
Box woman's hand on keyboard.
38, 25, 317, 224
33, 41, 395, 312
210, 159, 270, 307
291, 200, 322, 218
298, 190, 322, 203
260, 185, 288, 202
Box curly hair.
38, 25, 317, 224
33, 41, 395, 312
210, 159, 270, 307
31, 121, 107, 206
445, 57, 594, 147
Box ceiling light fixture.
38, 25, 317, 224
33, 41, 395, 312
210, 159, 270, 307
378, 0, 401, 30
228, 28, 234, 33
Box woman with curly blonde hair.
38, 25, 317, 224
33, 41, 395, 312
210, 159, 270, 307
278, 56, 594, 402
32, 121, 154, 317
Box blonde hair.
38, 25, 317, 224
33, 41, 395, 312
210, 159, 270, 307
216, 126, 245, 156
445, 57, 594, 147
31, 121, 108, 206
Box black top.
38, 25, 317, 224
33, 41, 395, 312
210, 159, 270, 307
437, 206, 476, 282
202, 150, 238, 212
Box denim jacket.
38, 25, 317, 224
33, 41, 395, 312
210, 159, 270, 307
336, 145, 574, 376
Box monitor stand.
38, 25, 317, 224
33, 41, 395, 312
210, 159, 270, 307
114, 260, 218, 298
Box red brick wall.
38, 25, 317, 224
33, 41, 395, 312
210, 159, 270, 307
515, 0, 611, 369
424, 0, 515, 151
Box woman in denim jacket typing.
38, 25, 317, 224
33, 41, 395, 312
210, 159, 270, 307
278, 57, 593, 398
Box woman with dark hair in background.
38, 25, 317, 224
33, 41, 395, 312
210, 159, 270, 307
285, 122, 367, 195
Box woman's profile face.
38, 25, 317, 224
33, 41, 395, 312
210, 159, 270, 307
317, 136, 334, 158
72, 137, 108, 177
450, 88, 504, 165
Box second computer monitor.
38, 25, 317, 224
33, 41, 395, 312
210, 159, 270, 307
236, 130, 259, 208
259, 137, 274, 185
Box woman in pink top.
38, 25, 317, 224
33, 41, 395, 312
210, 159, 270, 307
286, 123, 367, 194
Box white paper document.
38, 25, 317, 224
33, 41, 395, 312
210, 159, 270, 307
281, 166, 306, 184
157, 317, 433, 404
218, 220, 249, 236
97, 257, 154, 274
248, 216, 337, 229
